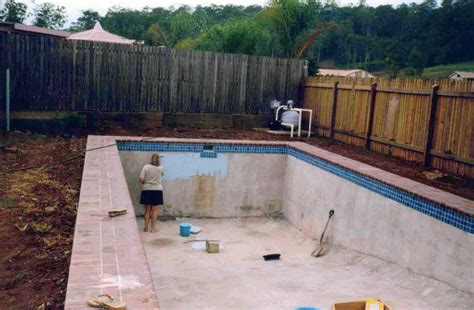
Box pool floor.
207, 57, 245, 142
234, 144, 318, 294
138, 218, 472, 309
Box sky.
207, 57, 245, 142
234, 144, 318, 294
17, 0, 423, 25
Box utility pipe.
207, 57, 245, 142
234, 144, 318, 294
6, 69, 10, 132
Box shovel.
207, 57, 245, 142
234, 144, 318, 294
311, 210, 335, 257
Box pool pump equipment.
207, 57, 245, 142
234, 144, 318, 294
269, 99, 313, 138
269, 99, 299, 131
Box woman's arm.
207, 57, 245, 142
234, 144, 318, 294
140, 166, 146, 184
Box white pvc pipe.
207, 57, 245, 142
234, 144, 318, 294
281, 123, 294, 138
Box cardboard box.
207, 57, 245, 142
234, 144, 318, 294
331, 300, 391, 310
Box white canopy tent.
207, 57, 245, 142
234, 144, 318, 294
67, 22, 137, 45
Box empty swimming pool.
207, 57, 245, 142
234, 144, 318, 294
64, 136, 473, 309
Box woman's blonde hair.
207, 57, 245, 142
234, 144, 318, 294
150, 153, 161, 166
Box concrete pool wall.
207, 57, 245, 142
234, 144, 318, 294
283, 155, 473, 293
65, 136, 473, 309
119, 151, 285, 217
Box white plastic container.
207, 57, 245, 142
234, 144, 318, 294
281, 110, 299, 129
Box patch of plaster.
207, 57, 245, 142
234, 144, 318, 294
161, 153, 228, 180
94, 274, 145, 290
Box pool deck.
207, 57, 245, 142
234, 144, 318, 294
139, 218, 473, 310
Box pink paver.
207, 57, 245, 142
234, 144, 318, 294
64, 136, 159, 309
65, 135, 472, 309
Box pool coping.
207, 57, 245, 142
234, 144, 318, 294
64, 136, 160, 309
65, 135, 472, 309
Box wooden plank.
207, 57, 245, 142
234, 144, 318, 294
305, 82, 333, 88
437, 90, 474, 99
211, 53, 218, 113
430, 151, 474, 165
377, 86, 431, 96
329, 81, 339, 139
355, 85, 372, 91
370, 135, 423, 152
422, 84, 440, 166
364, 82, 377, 149
238, 55, 248, 114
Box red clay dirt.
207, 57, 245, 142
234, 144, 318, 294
0, 128, 472, 309
0, 135, 85, 309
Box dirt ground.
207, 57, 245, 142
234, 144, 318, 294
0, 135, 85, 309
0, 127, 472, 309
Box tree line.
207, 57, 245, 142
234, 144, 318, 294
1, 0, 474, 77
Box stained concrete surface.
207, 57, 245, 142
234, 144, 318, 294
139, 218, 473, 310
120, 152, 285, 217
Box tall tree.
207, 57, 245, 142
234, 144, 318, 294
66, 1, 474, 76
33, 2, 66, 29
266, 0, 320, 57
70, 10, 101, 31
0, 0, 28, 23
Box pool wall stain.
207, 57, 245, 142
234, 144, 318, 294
194, 175, 216, 209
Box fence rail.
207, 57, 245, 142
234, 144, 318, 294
303, 76, 474, 178
0, 32, 307, 114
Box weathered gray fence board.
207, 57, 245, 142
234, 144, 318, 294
0, 32, 306, 114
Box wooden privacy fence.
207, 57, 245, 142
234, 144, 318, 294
304, 76, 474, 178
0, 32, 307, 114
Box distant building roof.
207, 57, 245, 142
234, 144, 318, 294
67, 22, 137, 45
0, 22, 70, 38
318, 69, 374, 78
449, 71, 474, 80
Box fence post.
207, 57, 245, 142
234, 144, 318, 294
422, 84, 440, 166
364, 82, 377, 149
5, 32, 12, 132
299, 60, 309, 108
72, 40, 77, 110
329, 81, 339, 139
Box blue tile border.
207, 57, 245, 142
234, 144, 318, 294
287, 147, 473, 234
116, 141, 288, 154
117, 141, 473, 233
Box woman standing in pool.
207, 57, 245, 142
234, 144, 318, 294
139, 154, 164, 233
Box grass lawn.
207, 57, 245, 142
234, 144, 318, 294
421, 62, 474, 79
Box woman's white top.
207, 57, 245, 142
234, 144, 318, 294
140, 164, 164, 190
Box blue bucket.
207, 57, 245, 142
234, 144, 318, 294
179, 223, 192, 237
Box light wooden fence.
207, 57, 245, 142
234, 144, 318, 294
304, 76, 474, 178
0, 32, 306, 114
